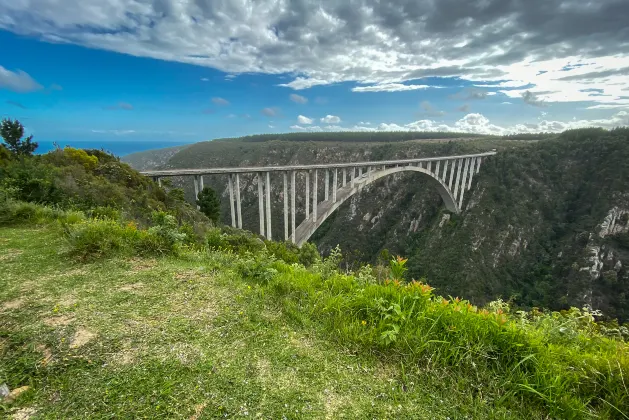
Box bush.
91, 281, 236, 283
0, 199, 84, 226
66, 212, 189, 260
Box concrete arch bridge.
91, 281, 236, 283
142, 151, 496, 246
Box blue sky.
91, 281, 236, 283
0, 0, 628, 151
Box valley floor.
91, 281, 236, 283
0, 226, 560, 418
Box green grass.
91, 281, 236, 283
1, 223, 627, 419
0, 226, 537, 419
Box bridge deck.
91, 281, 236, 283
140, 151, 496, 176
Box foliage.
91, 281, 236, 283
65, 211, 189, 260
0, 118, 38, 156
389, 256, 408, 281
196, 186, 221, 224
213, 131, 490, 144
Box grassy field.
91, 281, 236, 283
2, 222, 628, 419
0, 225, 548, 419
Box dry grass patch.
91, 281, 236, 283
0, 249, 22, 262
11, 407, 36, 420
128, 258, 158, 273
1, 299, 24, 311
36, 344, 53, 365
69, 328, 96, 348
43, 314, 75, 327
119, 282, 145, 293
322, 389, 352, 420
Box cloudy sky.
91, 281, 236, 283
0, 0, 628, 148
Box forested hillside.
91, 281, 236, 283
123, 129, 629, 321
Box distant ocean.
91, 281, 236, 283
36, 141, 194, 157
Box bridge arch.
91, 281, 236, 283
293, 166, 457, 246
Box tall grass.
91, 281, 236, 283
235, 254, 629, 418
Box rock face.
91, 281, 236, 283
126, 128, 629, 320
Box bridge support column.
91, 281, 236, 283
235, 174, 242, 229
283, 172, 289, 241
342, 168, 347, 186
358, 167, 362, 177
453, 159, 463, 201
324, 169, 329, 201
265, 172, 272, 240
467, 157, 476, 190
427, 161, 432, 173
305, 171, 310, 219
257, 173, 265, 237
435, 160, 440, 177
442, 160, 449, 183
458, 158, 471, 208
351, 167, 355, 187
291, 171, 296, 243
193, 175, 200, 209
312, 169, 318, 221
333, 169, 338, 203
228, 175, 236, 227
449, 159, 457, 190
476, 157, 482, 173
199, 175, 204, 192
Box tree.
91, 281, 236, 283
197, 186, 221, 224
1, 118, 38, 156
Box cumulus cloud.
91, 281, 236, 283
290, 111, 629, 136
2, 0, 627, 106
321, 115, 341, 123
297, 115, 313, 124
0, 66, 43, 93
289, 93, 308, 104
352, 83, 432, 92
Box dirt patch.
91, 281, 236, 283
56, 295, 78, 308
1, 299, 24, 311
36, 344, 53, 365
119, 283, 145, 293
43, 314, 75, 327
174, 270, 202, 282
129, 258, 158, 273
11, 407, 36, 420
0, 249, 23, 262
189, 402, 207, 420
70, 328, 96, 348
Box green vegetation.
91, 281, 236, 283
2, 123, 628, 417
196, 186, 221, 224
212, 131, 491, 143
1, 118, 38, 157
1, 201, 628, 418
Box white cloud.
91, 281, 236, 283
297, 115, 313, 124
321, 115, 341, 124
1, 0, 628, 109
501, 102, 513, 105
352, 83, 432, 92
289, 93, 308, 104
212, 97, 230, 106
0, 66, 43, 92
261, 107, 279, 117
200, 77, 209, 82
287, 111, 629, 136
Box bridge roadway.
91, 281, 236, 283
141, 151, 496, 246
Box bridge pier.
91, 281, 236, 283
324, 169, 329, 201
265, 172, 272, 240
312, 169, 318, 221
291, 171, 296, 243
283, 172, 289, 241
228, 174, 236, 227
257, 173, 265, 237
333, 169, 338, 203
305, 171, 310, 219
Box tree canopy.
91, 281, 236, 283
1, 118, 38, 156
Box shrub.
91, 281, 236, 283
298, 242, 320, 267
196, 186, 220, 224
66, 212, 189, 260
